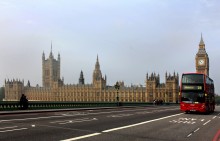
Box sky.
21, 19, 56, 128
0, 0, 220, 94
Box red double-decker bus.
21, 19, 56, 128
180, 73, 215, 114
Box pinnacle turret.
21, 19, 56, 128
199, 33, 205, 46
49, 41, 53, 58
95, 55, 100, 70
79, 70, 85, 85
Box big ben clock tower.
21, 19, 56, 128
195, 34, 209, 76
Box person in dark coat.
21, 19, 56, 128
20, 94, 28, 110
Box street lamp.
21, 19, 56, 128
114, 81, 120, 106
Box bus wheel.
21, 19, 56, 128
185, 111, 189, 114
210, 106, 214, 113
205, 107, 210, 114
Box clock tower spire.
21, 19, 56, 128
195, 34, 209, 76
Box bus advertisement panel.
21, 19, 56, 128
180, 73, 215, 114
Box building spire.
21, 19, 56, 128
50, 41, 53, 58
50, 40, 53, 52
97, 55, 99, 62
95, 55, 100, 70
199, 33, 205, 45
42, 51, 45, 60
79, 70, 85, 85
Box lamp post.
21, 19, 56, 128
114, 81, 120, 106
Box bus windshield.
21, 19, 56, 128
181, 92, 205, 103
182, 74, 204, 84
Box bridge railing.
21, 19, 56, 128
0, 101, 177, 111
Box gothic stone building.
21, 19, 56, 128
195, 35, 209, 76
5, 44, 183, 103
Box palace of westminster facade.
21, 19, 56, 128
4, 36, 209, 103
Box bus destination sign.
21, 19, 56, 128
182, 85, 202, 90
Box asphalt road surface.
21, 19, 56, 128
0, 105, 219, 141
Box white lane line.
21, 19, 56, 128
0, 128, 28, 133
50, 118, 97, 125
60, 133, 101, 141
0, 115, 67, 122
50, 118, 91, 123
213, 116, 217, 119
0, 107, 177, 123
187, 133, 192, 137
59, 118, 97, 125
50, 120, 72, 124
194, 128, 200, 133
136, 111, 151, 114
187, 128, 200, 138
61, 113, 183, 141
103, 113, 183, 133
108, 114, 133, 118
203, 120, 211, 125
0, 126, 18, 130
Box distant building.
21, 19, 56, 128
195, 34, 209, 76
5, 40, 188, 102
146, 72, 179, 103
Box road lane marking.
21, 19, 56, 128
136, 111, 151, 114
59, 118, 97, 125
60, 133, 101, 141
50, 120, 72, 124
0, 128, 28, 133
50, 118, 97, 125
0, 115, 67, 122
213, 116, 217, 119
103, 113, 183, 133
194, 128, 200, 133
203, 120, 211, 125
107, 114, 133, 118
187, 128, 200, 138
0, 126, 18, 130
170, 118, 197, 124
135, 108, 178, 115
61, 113, 183, 141
0, 107, 178, 123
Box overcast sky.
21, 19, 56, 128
0, 0, 220, 94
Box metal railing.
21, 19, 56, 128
0, 101, 177, 111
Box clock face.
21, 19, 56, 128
198, 59, 205, 65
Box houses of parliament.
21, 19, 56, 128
4, 36, 209, 103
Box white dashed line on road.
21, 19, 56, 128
60, 133, 101, 141
0, 126, 18, 130
50, 118, 97, 125
103, 113, 183, 133
0, 128, 28, 133
194, 128, 200, 133
107, 114, 133, 118
203, 120, 211, 126
187, 133, 192, 137
60, 113, 183, 141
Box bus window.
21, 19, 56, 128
182, 74, 203, 84
181, 92, 205, 103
